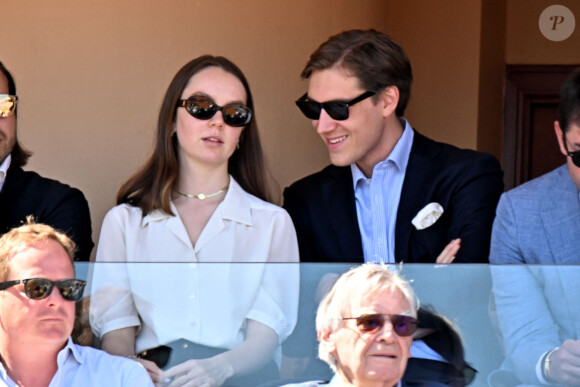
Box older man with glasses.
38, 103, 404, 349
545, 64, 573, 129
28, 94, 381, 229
0, 61, 93, 261
282, 264, 417, 387
0, 221, 152, 386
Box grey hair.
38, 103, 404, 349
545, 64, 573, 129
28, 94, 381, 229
315, 263, 417, 371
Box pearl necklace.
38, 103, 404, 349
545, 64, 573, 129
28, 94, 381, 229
175, 184, 229, 200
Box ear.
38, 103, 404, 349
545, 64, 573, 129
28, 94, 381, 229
318, 329, 337, 354
379, 86, 400, 118
554, 121, 568, 156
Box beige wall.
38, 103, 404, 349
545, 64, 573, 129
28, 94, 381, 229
6, 1, 577, 256
507, 0, 580, 64
383, 1, 484, 150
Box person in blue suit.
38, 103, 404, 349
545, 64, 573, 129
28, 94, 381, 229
490, 68, 580, 386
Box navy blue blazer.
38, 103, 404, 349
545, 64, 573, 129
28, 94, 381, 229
0, 163, 94, 261
283, 130, 503, 263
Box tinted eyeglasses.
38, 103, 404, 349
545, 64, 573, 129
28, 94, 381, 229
295, 91, 375, 121
0, 278, 86, 301
0, 94, 18, 118
178, 95, 252, 127
342, 313, 418, 336
563, 131, 580, 168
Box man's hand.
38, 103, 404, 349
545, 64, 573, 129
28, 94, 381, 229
546, 340, 580, 385
132, 358, 164, 385
163, 357, 233, 387
435, 238, 461, 264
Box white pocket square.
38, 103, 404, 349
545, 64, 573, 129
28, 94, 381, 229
412, 202, 444, 230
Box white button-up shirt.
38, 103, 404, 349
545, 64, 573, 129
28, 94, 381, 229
90, 177, 299, 355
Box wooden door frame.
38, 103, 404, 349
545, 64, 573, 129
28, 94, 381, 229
503, 65, 578, 190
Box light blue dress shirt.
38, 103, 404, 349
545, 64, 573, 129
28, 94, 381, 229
351, 119, 414, 264
0, 337, 153, 387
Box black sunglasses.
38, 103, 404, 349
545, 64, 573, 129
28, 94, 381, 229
0, 278, 86, 301
563, 131, 580, 168
0, 94, 18, 118
178, 95, 252, 127
295, 91, 375, 121
342, 313, 418, 337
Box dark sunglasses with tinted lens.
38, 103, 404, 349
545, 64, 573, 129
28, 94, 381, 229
0, 94, 18, 118
178, 95, 252, 127
0, 278, 86, 301
563, 131, 580, 168
565, 149, 580, 168
295, 91, 375, 121
342, 313, 418, 336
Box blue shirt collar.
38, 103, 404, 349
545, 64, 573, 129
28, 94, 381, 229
351, 118, 414, 188
57, 337, 83, 367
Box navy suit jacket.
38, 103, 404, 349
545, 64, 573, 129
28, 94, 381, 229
284, 130, 503, 263
0, 163, 94, 261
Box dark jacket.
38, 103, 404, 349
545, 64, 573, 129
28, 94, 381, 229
0, 163, 93, 261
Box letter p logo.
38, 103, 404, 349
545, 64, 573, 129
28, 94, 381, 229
539, 5, 575, 41
550, 15, 565, 30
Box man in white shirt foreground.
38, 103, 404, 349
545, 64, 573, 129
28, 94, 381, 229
283, 263, 418, 387
0, 221, 152, 386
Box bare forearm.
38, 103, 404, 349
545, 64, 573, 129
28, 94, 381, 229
101, 327, 137, 357
219, 319, 279, 376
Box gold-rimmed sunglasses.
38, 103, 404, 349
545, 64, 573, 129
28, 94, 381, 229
0, 94, 18, 118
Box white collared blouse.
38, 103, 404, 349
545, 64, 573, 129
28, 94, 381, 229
90, 177, 299, 354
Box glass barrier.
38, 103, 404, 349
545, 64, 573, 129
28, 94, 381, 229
71, 262, 573, 387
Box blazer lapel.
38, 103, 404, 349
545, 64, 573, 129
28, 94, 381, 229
323, 166, 364, 261
0, 164, 26, 231
395, 132, 441, 262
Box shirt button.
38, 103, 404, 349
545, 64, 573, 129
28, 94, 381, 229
189, 263, 197, 269
189, 294, 196, 299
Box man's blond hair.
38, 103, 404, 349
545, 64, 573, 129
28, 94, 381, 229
0, 217, 76, 282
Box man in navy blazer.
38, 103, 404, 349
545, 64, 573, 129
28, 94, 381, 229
490, 69, 580, 386
284, 29, 503, 264
0, 62, 93, 261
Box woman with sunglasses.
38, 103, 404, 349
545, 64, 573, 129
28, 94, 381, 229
90, 56, 299, 386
